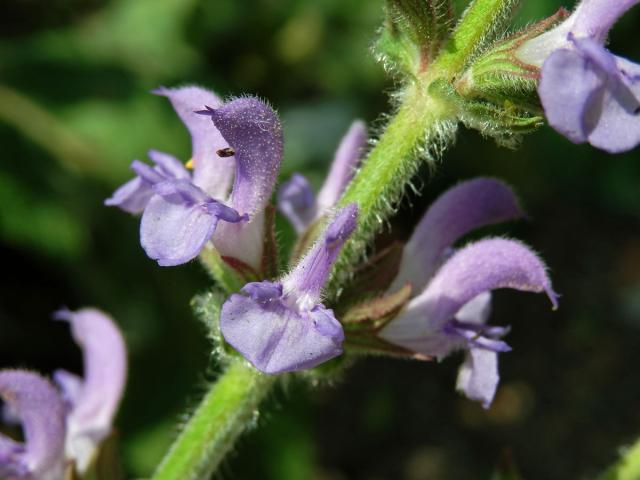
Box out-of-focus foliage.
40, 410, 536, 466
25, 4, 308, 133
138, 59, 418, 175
1, 0, 639, 479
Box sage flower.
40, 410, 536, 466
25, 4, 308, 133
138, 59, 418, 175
220, 204, 358, 374
517, 0, 640, 153
0, 371, 66, 480
278, 121, 366, 233
0, 308, 127, 478
380, 179, 557, 408
107, 87, 284, 269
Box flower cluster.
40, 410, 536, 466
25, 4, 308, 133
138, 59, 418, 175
518, 0, 640, 153
0, 309, 126, 479
107, 87, 283, 272
106, 86, 559, 409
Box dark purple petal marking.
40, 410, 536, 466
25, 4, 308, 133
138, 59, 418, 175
0, 370, 66, 479
390, 178, 524, 294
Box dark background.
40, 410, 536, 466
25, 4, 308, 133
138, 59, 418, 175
1, 0, 640, 478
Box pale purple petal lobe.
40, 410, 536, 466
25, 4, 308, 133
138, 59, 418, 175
571, 0, 640, 42
154, 86, 235, 198
456, 349, 500, 409
54, 308, 127, 473
140, 180, 246, 266
104, 176, 153, 214
540, 39, 640, 153
390, 178, 524, 294
220, 282, 344, 374
0, 370, 66, 479
316, 120, 367, 210
277, 173, 317, 234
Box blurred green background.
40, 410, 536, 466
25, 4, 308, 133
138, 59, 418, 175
1, 0, 640, 478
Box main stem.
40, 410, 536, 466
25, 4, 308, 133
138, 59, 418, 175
328, 83, 455, 294
152, 360, 276, 480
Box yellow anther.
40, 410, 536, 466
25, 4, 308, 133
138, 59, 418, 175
185, 158, 194, 169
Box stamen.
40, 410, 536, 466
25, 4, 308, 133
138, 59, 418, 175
185, 159, 194, 169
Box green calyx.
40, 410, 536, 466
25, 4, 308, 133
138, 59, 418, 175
455, 9, 568, 111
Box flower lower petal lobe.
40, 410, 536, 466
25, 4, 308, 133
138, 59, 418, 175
539, 48, 605, 144
456, 348, 500, 409
0, 370, 66, 480
221, 283, 344, 374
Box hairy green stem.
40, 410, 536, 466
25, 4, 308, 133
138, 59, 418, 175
432, 0, 518, 76
328, 83, 456, 294
152, 361, 276, 480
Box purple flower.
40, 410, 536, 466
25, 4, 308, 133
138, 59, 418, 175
379, 179, 556, 408
53, 308, 127, 473
106, 87, 284, 269
0, 309, 127, 477
220, 204, 358, 374
0, 371, 66, 480
517, 0, 640, 152
278, 121, 366, 233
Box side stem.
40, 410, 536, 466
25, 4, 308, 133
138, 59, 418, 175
151, 360, 276, 480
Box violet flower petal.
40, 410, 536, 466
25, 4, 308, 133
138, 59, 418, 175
540, 38, 640, 153
105, 151, 190, 214
104, 176, 154, 214
316, 120, 367, 211
221, 283, 344, 374
0, 370, 66, 480
381, 238, 557, 357
54, 308, 127, 473
571, 0, 640, 42
52, 370, 83, 412
205, 97, 284, 216
220, 205, 357, 374
277, 173, 317, 234
282, 203, 358, 303
140, 179, 246, 266
454, 291, 492, 325
199, 98, 283, 269
154, 86, 235, 199
390, 178, 524, 294
456, 348, 500, 409
147, 150, 190, 180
